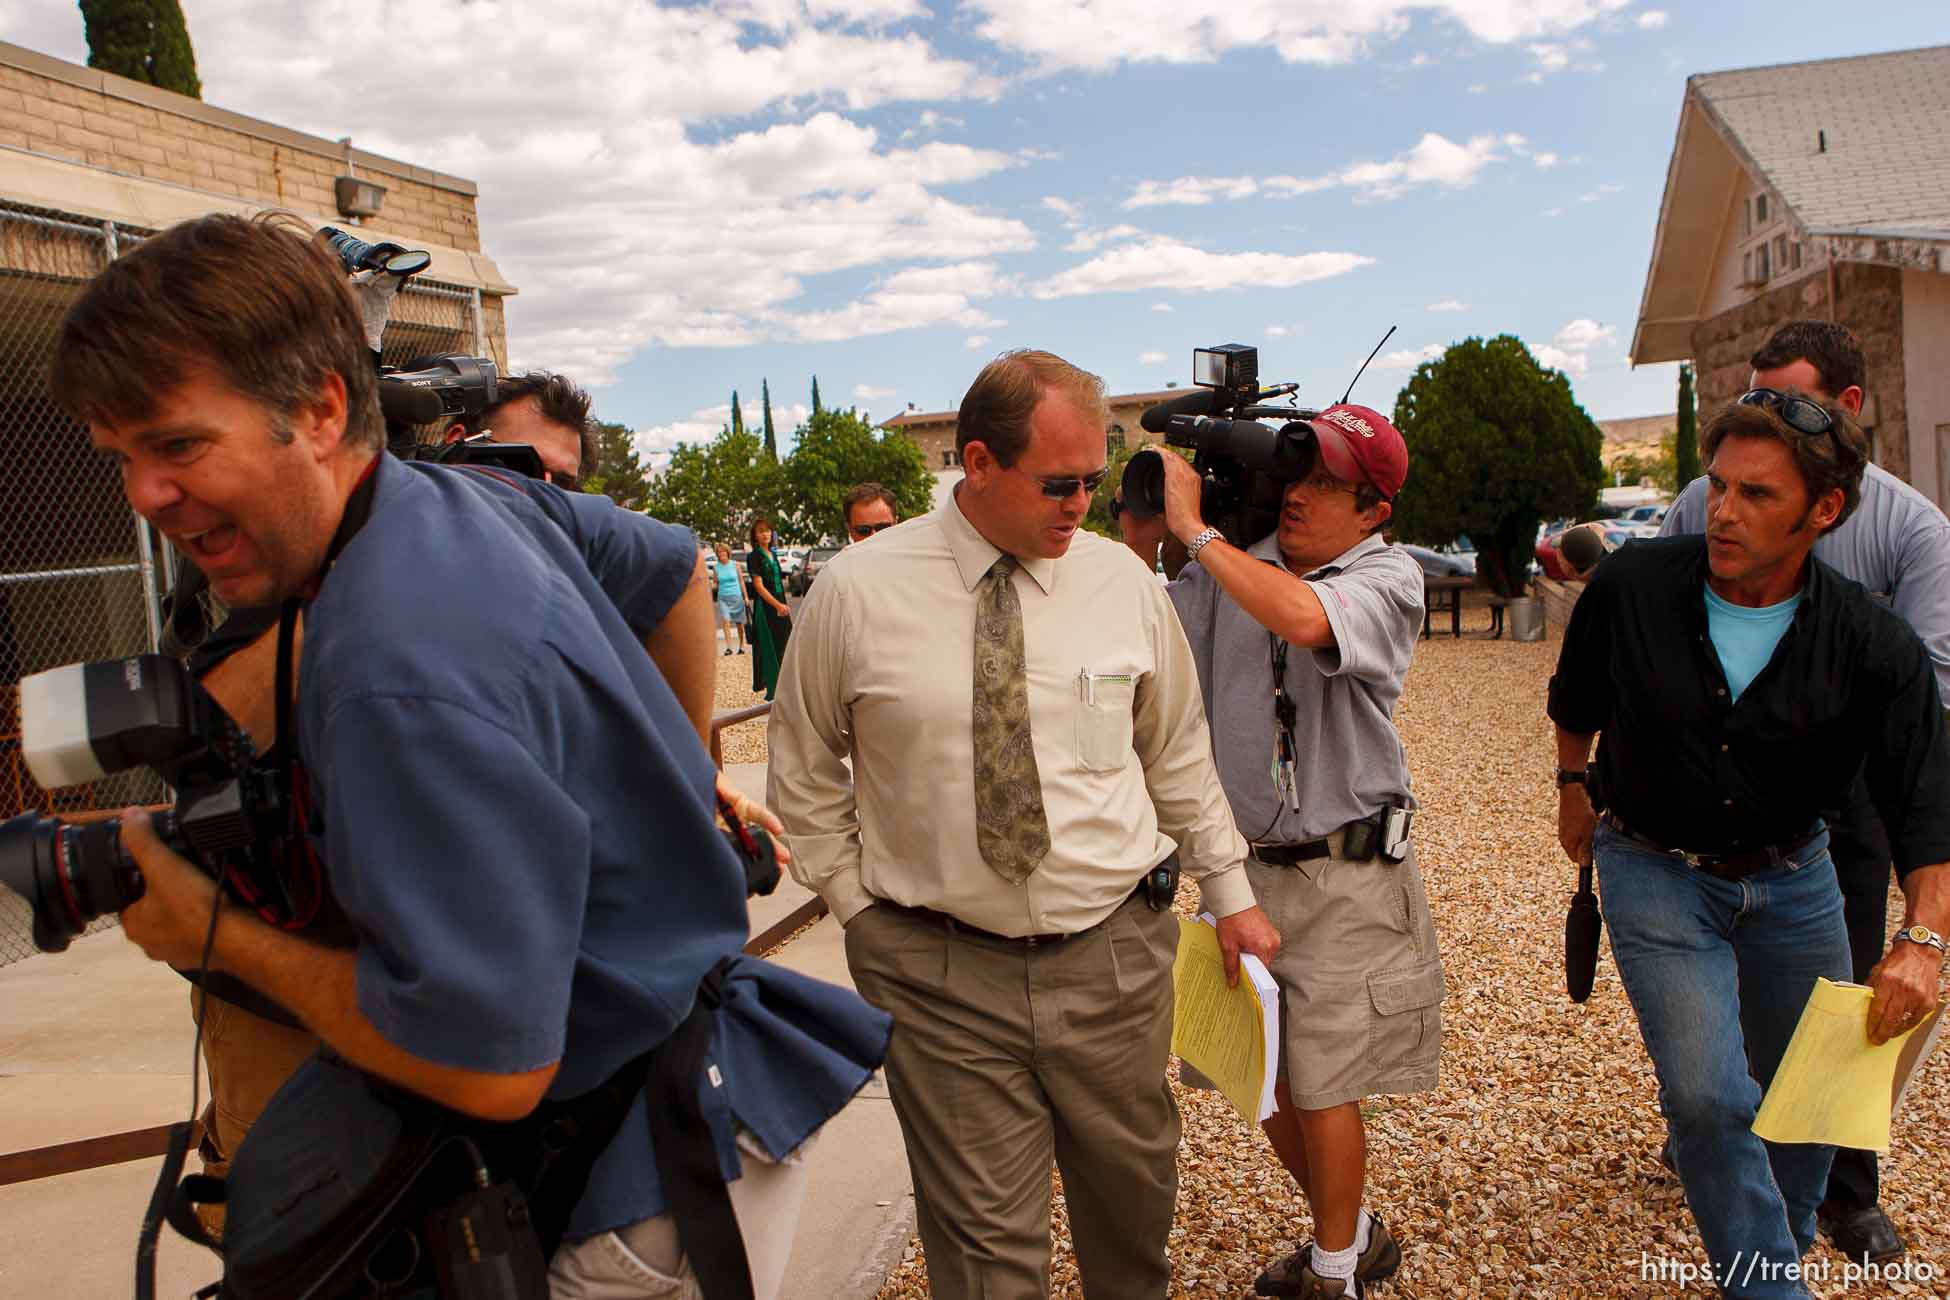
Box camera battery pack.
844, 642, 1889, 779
427, 1180, 548, 1300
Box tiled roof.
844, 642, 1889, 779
1693, 45, 1950, 239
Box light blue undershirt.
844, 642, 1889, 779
1703, 584, 1802, 702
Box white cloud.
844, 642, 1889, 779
1018, 147, 1063, 161
854, 384, 898, 400
1410, 52, 1432, 67
1553, 318, 1616, 351
1031, 239, 1373, 299
966, 334, 992, 349
1125, 131, 1529, 208
1578, 182, 1626, 202
1532, 151, 1561, 169
1152, 302, 1175, 313
1542, 206, 1565, 217
1125, 176, 1264, 207
1526, 317, 1616, 377
1064, 224, 1145, 252
1467, 83, 1488, 93
964, 0, 1633, 72
1528, 42, 1570, 71
1374, 344, 1447, 370
780, 260, 1014, 343
1139, 351, 1169, 365
33, 4, 1028, 382
1427, 300, 1467, 312
1043, 195, 1085, 225
1266, 325, 1291, 337
1638, 10, 1669, 30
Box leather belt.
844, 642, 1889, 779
1601, 813, 1821, 882
1250, 839, 1334, 867
875, 879, 1144, 947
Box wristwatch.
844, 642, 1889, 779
1894, 924, 1947, 956
1554, 768, 1588, 789
1184, 526, 1224, 563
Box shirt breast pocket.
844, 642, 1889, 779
1075, 671, 1136, 773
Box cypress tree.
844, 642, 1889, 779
811, 375, 823, 416
730, 390, 744, 436
762, 379, 778, 462
81, 0, 203, 99
1674, 363, 1699, 487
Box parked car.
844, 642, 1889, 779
1618, 503, 1668, 537
1397, 544, 1473, 578
789, 545, 843, 596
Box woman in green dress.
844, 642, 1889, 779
745, 516, 793, 700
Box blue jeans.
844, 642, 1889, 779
1596, 823, 1850, 1299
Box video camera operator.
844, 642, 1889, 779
1121, 370, 1443, 1300
49, 211, 889, 1300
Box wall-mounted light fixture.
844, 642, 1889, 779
334, 175, 387, 219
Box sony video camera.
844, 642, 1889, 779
0, 656, 293, 953
378, 354, 546, 480
1122, 344, 1322, 546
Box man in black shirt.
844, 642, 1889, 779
1548, 392, 1950, 1299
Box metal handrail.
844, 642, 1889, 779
709, 701, 772, 768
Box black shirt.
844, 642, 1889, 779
1548, 537, 1950, 877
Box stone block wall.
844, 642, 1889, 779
1691, 264, 1909, 482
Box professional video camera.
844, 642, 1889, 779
0, 655, 298, 953
377, 353, 547, 480
1121, 344, 1322, 546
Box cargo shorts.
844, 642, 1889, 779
1246, 835, 1444, 1111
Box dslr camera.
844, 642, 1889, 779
1121, 344, 1322, 546
0, 655, 295, 953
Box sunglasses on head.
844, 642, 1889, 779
1736, 388, 1834, 437
1027, 467, 1110, 499
848, 520, 896, 537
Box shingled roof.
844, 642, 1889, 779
1632, 45, 1950, 364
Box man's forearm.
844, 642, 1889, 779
1556, 728, 1596, 771
1898, 862, 1950, 936
1189, 535, 1334, 647
211, 913, 557, 1121
643, 552, 718, 747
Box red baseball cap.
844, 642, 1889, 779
1306, 403, 1408, 498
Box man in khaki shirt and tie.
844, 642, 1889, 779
769, 349, 1279, 1299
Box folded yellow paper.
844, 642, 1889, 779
1752, 978, 1945, 1152
1171, 915, 1279, 1124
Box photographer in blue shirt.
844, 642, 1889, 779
51, 211, 887, 1300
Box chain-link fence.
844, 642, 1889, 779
0, 202, 485, 967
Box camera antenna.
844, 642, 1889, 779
1340, 325, 1398, 405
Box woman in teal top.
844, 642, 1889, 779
711, 542, 749, 655
746, 517, 792, 699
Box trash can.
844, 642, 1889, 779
1508, 595, 1545, 642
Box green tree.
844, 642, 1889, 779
811, 375, 824, 416
780, 407, 933, 542
1081, 442, 1193, 540
730, 390, 744, 436
581, 419, 649, 511
1609, 431, 1679, 496
1391, 334, 1605, 596
81, 0, 202, 98
642, 428, 788, 546
1674, 362, 1700, 488
761, 380, 778, 462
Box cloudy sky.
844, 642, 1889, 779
7, 3, 1945, 459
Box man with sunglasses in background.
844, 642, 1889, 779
1659, 321, 1950, 1265
1553, 389, 1950, 1298
769, 349, 1279, 1299
842, 480, 900, 542
1121, 407, 1441, 1300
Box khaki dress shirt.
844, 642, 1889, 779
767, 493, 1252, 934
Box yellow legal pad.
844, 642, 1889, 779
1171, 915, 1279, 1124
1752, 978, 1945, 1153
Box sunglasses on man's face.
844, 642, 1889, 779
848, 521, 896, 537
1026, 467, 1110, 500
1736, 387, 1834, 437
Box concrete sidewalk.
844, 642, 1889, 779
0, 765, 912, 1299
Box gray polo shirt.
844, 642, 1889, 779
1167, 531, 1424, 844
1661, 463, 1950, 699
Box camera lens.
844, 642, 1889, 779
0, 813, 144, 953
1120, 450, 1166, 520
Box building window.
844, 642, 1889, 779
941, 450, 953, 467
1753, 192, 1769, 226
1107, 424, 1126, 453
1790, 240, 1804, 271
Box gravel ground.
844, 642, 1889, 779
846, 599, 1950, 1299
